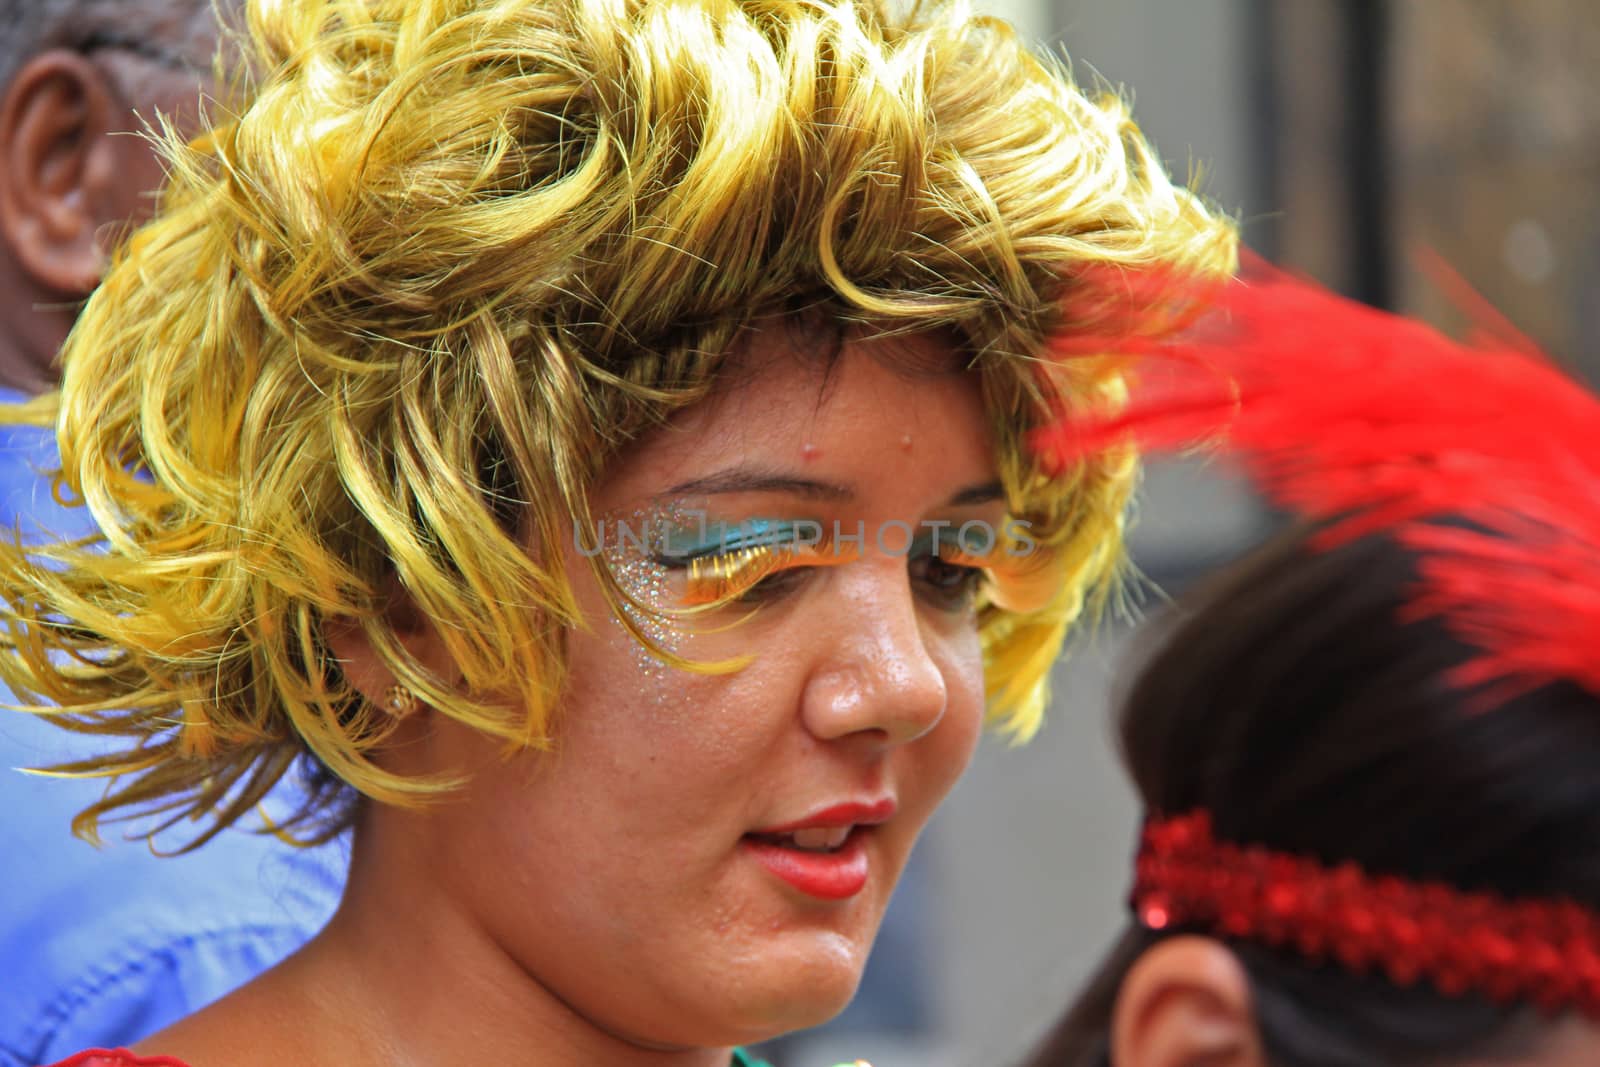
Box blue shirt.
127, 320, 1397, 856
0, 396, 346, 1066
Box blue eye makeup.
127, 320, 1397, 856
654, 519, 821, 563
629, 509, 1025, 613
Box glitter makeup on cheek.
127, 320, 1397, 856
598, 504, 807, 677
601, 506, 684, 684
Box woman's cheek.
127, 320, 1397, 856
955, 627, 988, 720
582, 625, 787, 784
915, 626, 987, 794
940, 619, 988, 717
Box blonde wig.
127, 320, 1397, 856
0, 0, 1236, 846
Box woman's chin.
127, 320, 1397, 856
726, 944, 868, 1039
625, 986, 858, 1053
597, 931, 868, 1051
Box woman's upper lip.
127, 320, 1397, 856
751, 797, 897, 834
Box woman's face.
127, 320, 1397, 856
389, 325, 999, 1049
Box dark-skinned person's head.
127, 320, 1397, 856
1027, 260, 1600, 1067
0, 1, 222, 392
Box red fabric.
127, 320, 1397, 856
43, 1051, 193, 1067
1037, 251, 1600, 700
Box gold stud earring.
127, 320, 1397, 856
382, 684, 419, 718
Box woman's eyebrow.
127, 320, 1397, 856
660, 469, 1005, 507
662, 468, 854, 501
946, 480, 1005, 506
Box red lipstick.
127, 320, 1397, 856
743, 834, 869, 900
752, 799, 897, 835
743, 798, 896, 901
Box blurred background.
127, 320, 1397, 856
756, 1, 1600, 1064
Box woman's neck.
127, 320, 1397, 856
137, 822, 742, 1067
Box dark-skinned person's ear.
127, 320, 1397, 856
0, 49, 132, 296
1110, 935, 1267, 1067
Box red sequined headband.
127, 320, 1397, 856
1133, 810, 1600, 1016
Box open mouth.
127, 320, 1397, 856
741, 826, 872, 900
745, 824, 857, 853
741, 798, 894, 900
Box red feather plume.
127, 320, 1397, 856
1035, 253, 1600, 699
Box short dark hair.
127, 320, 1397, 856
1032, 522, 1600, 1066
0, 1, 220, 89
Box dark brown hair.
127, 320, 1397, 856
1031, 523, 1600, 1066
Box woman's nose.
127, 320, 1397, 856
799, 567, 948, 747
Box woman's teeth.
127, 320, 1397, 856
788, 825, 853, 851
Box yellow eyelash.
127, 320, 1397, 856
985, 553, 1073, 614
682, 539, 860, 605
678, 530, 1063, 612
939, 540, 1066, 615
934, 546, 991, 570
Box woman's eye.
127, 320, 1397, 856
734, 565, 809, 602
655, 542, 813, 606
909, 551, 984, 610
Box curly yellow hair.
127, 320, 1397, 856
0, 0, 1235, 847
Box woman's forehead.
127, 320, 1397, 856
716, 315, 968, 383
681, 324, 966, 430
597, 338, 995, 504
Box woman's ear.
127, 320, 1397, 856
1110, 935, 1265, 1067
322, 574, 459, 715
